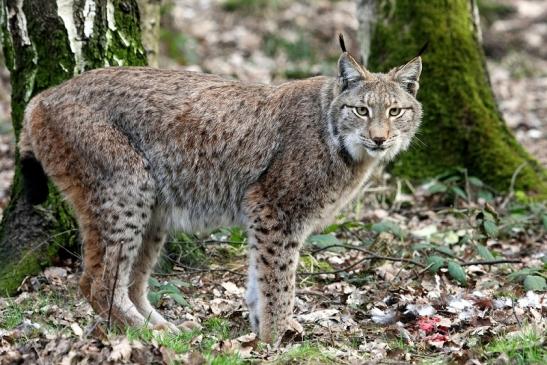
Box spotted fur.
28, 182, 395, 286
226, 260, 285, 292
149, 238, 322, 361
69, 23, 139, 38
18, 45, 422, 343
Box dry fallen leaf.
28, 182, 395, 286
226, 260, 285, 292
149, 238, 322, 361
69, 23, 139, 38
298, 309, 339, 323
109, 337, 132, 362
221, 281, 242, 296
160, 346, 177, 364
70, 323, 83, 338
370, 307, 397, 325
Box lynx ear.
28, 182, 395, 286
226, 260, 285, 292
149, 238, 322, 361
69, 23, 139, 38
390, 57, 422, 96
337, 34, 372, 91
338, 53, 364, 85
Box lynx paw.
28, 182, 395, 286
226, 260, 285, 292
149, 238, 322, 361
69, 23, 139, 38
152, 321, 180, 333
179, 320, 202, 331
287, 317, 304, 335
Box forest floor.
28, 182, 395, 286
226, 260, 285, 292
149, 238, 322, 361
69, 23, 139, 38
0, 0, 546, 364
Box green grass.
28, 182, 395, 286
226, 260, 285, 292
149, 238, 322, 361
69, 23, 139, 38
1, 302, 24, 329
275, 342, 335, 364
125, 317, 246, 364
203, 317, 231, 340
389, 335, 414, 353
207, 353, 244, 365
126, 326, 198, 353
483, 326, 547, 365
164, 232, 208, 269
1, 290, 75, 330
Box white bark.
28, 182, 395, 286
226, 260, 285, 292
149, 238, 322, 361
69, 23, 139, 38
82, 0, 96, 38
57, 0, 82, 73
8, 0, 30, 46
469, 0, 483, 43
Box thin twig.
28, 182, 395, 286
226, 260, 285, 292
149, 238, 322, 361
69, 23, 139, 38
308, 244, 521, 276
107, 241, 124, 331
297, 256, 373, 276
500, 162, 526, 210
511, 297, 522, 328
167, 239, 244, 246
460, 259, 522, 266
415, 263, 434, 278
309, 243, 427, 268
164, 264, 246, 277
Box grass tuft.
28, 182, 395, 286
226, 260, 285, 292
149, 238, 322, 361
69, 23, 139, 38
275, 342, 335, 364
483, 326, 547, 365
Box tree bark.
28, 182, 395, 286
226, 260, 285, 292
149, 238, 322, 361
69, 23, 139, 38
357, 0, 546, 195
137, 0, 160, 67
0, 0, 147, 295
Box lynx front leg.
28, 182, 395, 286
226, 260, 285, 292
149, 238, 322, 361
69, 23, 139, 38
246, 231, 301, 343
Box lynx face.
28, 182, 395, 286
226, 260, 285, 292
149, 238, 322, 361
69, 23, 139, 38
328, 51, 423, 162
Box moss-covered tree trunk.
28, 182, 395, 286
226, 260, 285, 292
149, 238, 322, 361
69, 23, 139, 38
358, 0, 546, 195
0, 0, 148, 295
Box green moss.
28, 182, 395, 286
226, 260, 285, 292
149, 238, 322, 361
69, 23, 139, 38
81, 0, 147, 70
108, 0, 147, 66
368, 0, 546, 195
0, 249, 43, 295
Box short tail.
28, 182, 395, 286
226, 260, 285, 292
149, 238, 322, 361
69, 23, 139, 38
20, 153, 48, 205
19, 97, 49, 205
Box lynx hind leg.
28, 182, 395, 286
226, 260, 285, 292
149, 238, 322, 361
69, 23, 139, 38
128, 209, 179, 332
27, 107, 156, 329
82, 176, 158, 329
245, 219, 301, 343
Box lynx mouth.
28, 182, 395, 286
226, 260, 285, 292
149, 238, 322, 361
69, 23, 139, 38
368, 146, 386, 151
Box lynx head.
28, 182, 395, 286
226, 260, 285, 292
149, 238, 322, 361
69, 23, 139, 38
328, 35, 423, 162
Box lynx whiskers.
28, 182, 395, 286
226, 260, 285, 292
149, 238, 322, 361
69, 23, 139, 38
18, 34, 422, 343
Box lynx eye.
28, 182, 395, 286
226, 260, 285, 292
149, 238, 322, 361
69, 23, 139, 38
352, 106, 369, 117
389, 107, 403, 117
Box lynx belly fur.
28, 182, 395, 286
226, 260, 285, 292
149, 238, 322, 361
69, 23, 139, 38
19, 36, 422, 343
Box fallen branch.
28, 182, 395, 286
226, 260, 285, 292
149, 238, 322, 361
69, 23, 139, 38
306, 244, 521, 276
297, 256, 376, 276
460, 259, 522, 266
309, 243, 427, 268
170, 264, 245, 277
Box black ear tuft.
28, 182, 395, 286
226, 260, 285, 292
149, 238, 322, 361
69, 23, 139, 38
416, 40, 429, 57
338, 33, 347, 53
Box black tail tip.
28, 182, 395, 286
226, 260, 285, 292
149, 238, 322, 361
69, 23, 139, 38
21, 155, 48, 205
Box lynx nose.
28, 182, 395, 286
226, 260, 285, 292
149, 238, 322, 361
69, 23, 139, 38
372, 137, 386, 146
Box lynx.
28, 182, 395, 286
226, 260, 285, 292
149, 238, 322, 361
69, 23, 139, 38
19, 35, 422, 343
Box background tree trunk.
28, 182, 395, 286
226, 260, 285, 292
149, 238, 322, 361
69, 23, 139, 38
0, 0, 148, 295
357, 0, 546, 195
137, 0, 160, 67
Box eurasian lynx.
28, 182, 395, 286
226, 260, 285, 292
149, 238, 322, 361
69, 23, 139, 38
19, 35, 422, 343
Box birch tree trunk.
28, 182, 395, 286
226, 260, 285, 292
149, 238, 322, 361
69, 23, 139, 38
0, 0, 147, 295
357, 0, 546, 195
